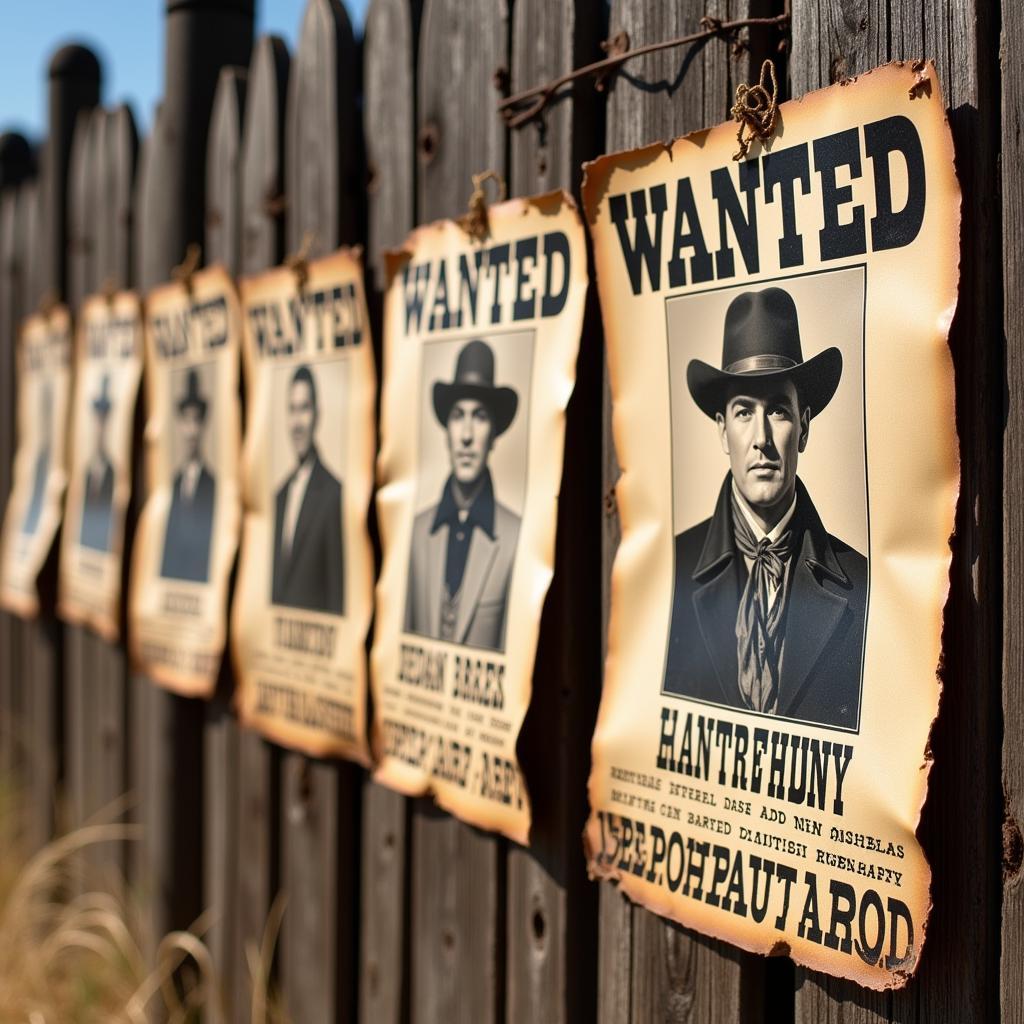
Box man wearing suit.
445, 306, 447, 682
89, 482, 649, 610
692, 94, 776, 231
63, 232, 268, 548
664, 287, 868, 729
160, 367, 215, 583
79, 374, 115, 552
272, 364, 344, 615
22, 382, 52, 538
405, 339, 521, 653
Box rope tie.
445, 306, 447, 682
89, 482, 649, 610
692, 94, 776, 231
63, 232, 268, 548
101, 276, 118, 306
38, 289, 59, 319
285, 230, 317, 291
171, 243, 202, 295
730, 59, 779, 160
458, 170, 506, 242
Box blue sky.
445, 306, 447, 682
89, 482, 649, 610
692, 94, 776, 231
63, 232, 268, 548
0, 0, 370, 143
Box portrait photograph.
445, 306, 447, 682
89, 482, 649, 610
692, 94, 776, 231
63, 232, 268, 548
662, 268, 869, 731
160, 360, 218, 584
404, 330, 535, 655
268, 358, 349, 617
76, 369, 117, 554
21, 376, 55, 541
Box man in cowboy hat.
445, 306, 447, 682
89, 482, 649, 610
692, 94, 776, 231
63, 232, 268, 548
664, 286, 867, 729
79, 373, 116, 552
161, 367, 216, 583
22, 382, 52, 538
405, 338, 521, 652
272, 364, 344, 615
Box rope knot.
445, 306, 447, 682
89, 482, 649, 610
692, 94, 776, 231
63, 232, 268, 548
285, 230, 317, 291
730, 58, 779, 160
458, 170, 506, 242
171, 243, 202, 295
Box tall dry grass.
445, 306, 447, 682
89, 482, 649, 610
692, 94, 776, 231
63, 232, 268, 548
0, 778, 288, 1023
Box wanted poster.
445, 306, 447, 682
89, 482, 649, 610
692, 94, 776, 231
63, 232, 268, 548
583, 63, 959, 988
128, 266, 242, 697
0, 307, 73, 617
57, 292, 143, 639
232, 251, 375, 762
373, 191, 587, 843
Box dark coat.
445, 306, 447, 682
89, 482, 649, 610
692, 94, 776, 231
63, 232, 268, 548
160, 464, 215, 583
271, 453, 344, 616
22, 448, 49, 537
664, 475, 867, 730
79, 459, 115, 552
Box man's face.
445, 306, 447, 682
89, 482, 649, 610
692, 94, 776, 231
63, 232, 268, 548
716, 377, 809, 516
179, 405, 204, 463
446, 397, 493, 487
288, 379, 316, 463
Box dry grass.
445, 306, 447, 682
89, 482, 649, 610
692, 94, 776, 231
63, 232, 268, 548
0, 778, 289, 1023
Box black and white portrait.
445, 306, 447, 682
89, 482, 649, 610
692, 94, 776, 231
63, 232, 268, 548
271, 363, 345, 615
22, 380, 52, 538
405, 333, 534, 654
79, 373, 115, 552
161, 364, 216, 583
663, 270, 869, 730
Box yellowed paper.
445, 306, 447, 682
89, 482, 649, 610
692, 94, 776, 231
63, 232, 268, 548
57, 292, 144, 640
232, 250, 374, 763
128, 266, 242, 698
372, 191, 587, 843
583, 63, 959, 988
0, 307, 73, 618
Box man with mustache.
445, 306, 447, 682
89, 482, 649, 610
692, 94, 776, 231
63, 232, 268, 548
664, 287, 867, 729
405, 339, 521, 652
272, 364, 344, 615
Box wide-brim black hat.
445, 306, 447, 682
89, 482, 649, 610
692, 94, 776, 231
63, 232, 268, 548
433, 339, 518, 437
176, 367, 208, 417
687, 286, 843, 420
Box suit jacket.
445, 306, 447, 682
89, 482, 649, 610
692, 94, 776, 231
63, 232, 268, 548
79, 458, 115, 552
271, 453, 344, 615
664, 475, 867, 729
405, 484, 520, 652
160, 464, 215, 583
22, 448, 50, 537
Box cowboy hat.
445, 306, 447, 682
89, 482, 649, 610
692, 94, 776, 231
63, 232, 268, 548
686, 287, 842, 420
433, 339, 518, 437
176, 367, 208, 418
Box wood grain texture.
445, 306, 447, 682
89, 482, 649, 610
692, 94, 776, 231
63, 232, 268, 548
203, 64, 247, 1018
789, 2, 1002, 1021
410, 2, 508, 1021
506, 2, 604, 1023
359, 2, 419, 1020
233, 34, 289, 1024
1002, 0, 1024, 1020
278, 4, 361, 1020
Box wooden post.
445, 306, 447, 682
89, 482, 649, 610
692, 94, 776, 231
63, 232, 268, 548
596, 3, 769, 1021
505, 2, 604, 1022
279, 2, 360, 1020
233, 34, 290, 1023
359, 1, 420, 1020
203, 64, 247, 1017
410, 2, 507, 1021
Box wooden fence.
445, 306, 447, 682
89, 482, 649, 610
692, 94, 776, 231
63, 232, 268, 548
0, 0, 1019, 1021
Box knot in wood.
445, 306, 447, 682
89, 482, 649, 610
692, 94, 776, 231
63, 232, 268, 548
730, 58, 779, 160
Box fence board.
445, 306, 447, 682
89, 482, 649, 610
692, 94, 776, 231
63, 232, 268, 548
789, 3, 1003, 1021
1003, 0, 1024, 1016
279, 2, 360, 1020
204, 64, 247, 1018
359, 0, 420, 1019
411, 1, 509, 1021
506, 2, 604, 1022
233, 33, 290, 1024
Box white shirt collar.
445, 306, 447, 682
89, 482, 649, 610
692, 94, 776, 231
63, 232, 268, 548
731, 480, 797, 544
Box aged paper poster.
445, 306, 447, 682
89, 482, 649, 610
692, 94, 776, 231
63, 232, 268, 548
232, 251, 374, 762
128, 267, 242, 697
57, 292, 144, 639
373, 191, 587, 843
0, 307, 73, 618
583, 63, 959, 988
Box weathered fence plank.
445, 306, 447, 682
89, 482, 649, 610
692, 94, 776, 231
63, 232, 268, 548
506, 2, 604, 1022
279, 2, 360, 1020
598, 2, 770, 1021
204, 63, 247, 1018
788, 3, 1002, 1022
232, 33, 290, 1024
1003, 1, 1024, 1018
411, 2, 508, 1021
